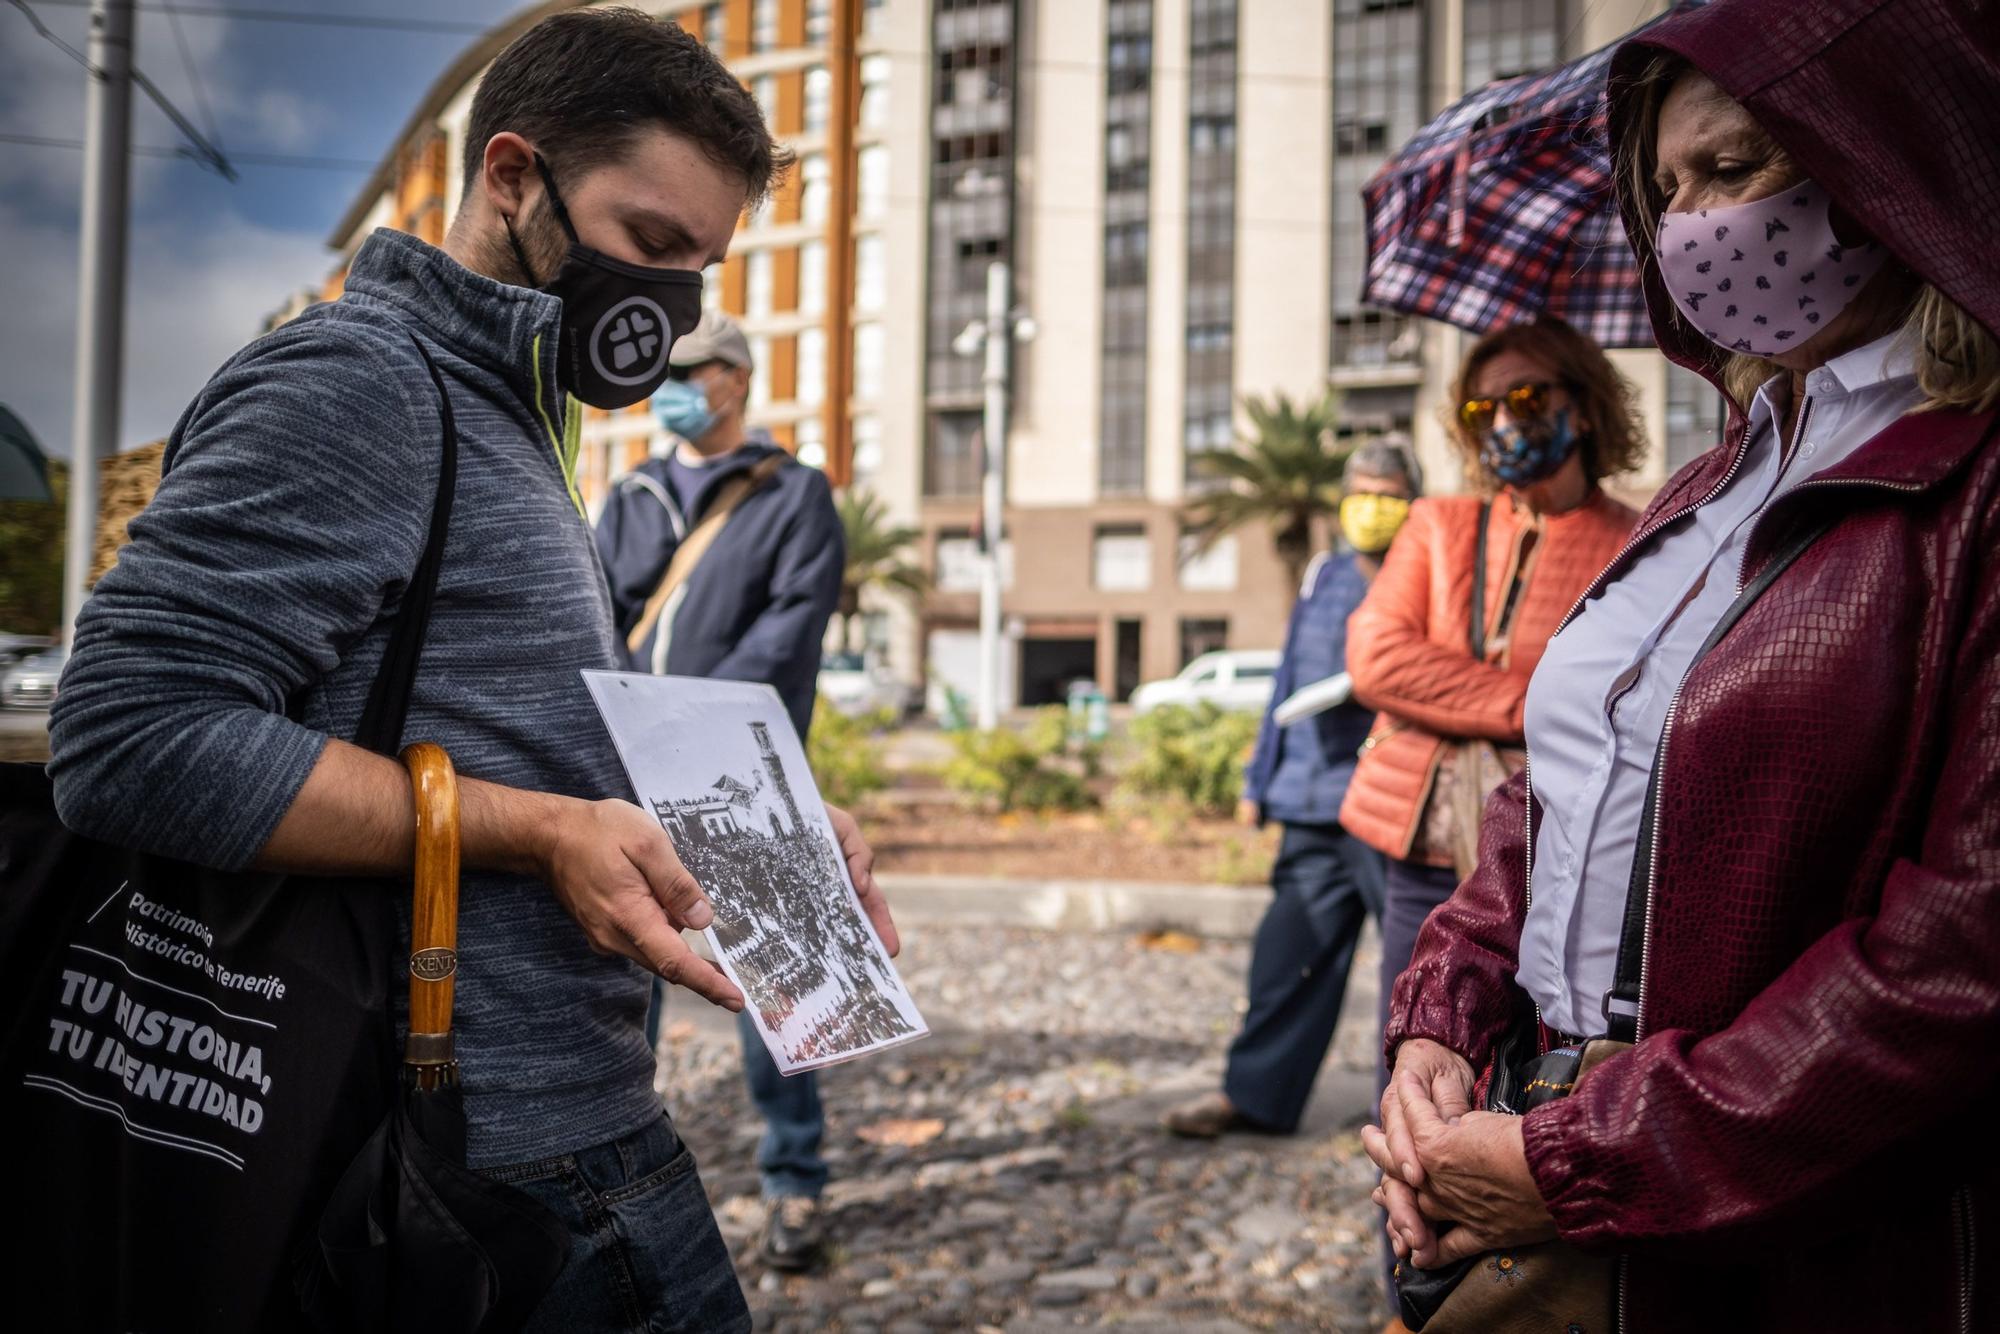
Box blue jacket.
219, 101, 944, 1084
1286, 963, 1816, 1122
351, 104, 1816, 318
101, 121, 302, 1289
594, 436, 843, 740
1242, 551, 1377, 827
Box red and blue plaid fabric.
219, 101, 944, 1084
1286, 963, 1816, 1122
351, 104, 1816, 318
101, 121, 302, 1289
1360, 6, 1695, 349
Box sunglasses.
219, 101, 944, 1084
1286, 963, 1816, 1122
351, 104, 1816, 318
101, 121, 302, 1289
664, 360, 723, 382
1459, 381, 1560, 433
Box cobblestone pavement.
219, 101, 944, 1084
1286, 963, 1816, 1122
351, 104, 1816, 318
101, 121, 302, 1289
656, 921, 1390, 1333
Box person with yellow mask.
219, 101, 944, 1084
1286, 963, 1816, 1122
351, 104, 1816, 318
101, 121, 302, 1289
1164, 438, 1420, 1140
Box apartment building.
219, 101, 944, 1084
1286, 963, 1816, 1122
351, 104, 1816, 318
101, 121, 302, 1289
294, 0, 1718, 711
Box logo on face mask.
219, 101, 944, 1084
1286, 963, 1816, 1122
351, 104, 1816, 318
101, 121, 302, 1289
589, 296, 672, 387
505, 154, 704, 410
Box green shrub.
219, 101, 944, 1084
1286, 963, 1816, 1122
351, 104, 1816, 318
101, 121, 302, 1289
1118, 703, 1260, 815
942, 708, 1095, 812
807, 699, 893, 808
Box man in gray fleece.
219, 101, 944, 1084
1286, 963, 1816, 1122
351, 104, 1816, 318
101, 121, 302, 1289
47, 10, 896, 1330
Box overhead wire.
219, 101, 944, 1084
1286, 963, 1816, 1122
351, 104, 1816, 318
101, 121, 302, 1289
160, 0, 223, 147
0, 129, 374, 171
7, 0, 238, 178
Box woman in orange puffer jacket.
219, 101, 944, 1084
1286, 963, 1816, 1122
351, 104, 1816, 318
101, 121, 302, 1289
1337, 317, 1638, 1308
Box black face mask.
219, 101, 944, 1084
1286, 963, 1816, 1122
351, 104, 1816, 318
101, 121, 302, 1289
505, 154, 704, 410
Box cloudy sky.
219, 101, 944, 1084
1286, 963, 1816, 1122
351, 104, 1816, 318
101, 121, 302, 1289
0, 0, 525, 457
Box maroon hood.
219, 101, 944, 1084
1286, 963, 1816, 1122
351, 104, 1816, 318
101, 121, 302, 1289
1607, 0, 2000, 386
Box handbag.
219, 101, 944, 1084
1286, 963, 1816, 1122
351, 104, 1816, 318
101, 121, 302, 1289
1426, 501, 1527, 879
0, 334, 458, 1332
1395, 506, 1842, 1333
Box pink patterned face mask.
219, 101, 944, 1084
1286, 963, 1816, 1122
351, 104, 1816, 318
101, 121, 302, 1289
1656, 178, 1888, 357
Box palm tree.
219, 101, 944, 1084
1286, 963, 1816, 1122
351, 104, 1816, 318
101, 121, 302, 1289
834, 488, 926, 654
1180, 389, 1353, 600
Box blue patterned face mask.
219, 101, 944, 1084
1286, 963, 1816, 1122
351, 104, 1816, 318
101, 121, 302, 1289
1482, 404, 1582, 487
651, 378, 716, 442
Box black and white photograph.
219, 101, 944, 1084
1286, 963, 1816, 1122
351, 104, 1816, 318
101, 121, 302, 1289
583, 672, 927, 1074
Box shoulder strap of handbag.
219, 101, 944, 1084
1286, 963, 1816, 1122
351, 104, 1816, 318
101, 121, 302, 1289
1601, 506, 1842, 1042
350, 335, 458, 757
1468, 500, 1491, 660
625, 453, 786, 656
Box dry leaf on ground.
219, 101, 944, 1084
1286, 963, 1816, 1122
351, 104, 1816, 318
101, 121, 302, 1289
855, 1117, 947, 1147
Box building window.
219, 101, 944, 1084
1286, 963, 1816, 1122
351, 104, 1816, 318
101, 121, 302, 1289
860, 53, 893, 129
1100, 0, 1152, 497
927, 0, 1017, 478
804, 65, 832, 134
795, 414, 826, 469
701, 1, 724, 48
800, 153, 831, 225
856, 232, 886, 311
701, 260, 722, 312
936, 528, 1014, 592
748, 335, 773, 408
752, 74, 779, 128
746, 248, 774, 318
925, 408, 983, 498
1330, 0, 1424, 373
752, 0, 780, 53
799, 240, 827, 316
1177, 532, 1238, 591
858, 144, 890, 219
797, 327, 827, 407
806, 0, 832, 44
1179, 617, 1229, 667
1463, 0, 1563, 88
852, 412, 883, 488
1184, 0, 1237, 483
1092, 525, 1152, 591
854, 321, 885, 402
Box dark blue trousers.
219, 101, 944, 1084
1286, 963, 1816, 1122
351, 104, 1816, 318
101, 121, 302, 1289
1220, 821, 1386, 1133
645, 979, 827, 1200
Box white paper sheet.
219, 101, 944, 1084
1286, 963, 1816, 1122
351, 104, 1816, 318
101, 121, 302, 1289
583, 671, 928, 1074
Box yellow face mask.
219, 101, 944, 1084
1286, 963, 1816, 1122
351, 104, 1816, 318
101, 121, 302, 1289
1339, 492, 1411, 555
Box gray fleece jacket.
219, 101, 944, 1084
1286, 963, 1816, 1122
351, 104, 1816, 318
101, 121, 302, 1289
49, 228, 659, 1167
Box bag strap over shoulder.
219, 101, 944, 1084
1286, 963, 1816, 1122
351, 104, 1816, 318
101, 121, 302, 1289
351, 335, 458, 757
1468, 500, 1490, 661
1602, 506, 1842, 1042
625, 452, 785, 656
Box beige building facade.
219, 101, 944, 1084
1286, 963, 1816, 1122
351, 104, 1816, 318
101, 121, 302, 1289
298, 0, 1719, 713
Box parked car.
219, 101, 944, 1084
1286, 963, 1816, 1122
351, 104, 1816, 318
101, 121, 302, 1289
817, 651, 913, 719
0, 633, 55, 673
1, 645, 67, 711
1129, 649, 1281, 716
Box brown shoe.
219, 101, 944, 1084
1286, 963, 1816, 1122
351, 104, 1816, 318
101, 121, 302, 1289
1163, 1091, 1243, 1138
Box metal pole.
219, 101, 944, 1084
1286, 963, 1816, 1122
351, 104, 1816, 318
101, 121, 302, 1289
820, 0, 859, 487
62, 0, 136, 644
974, 260, 1010, 731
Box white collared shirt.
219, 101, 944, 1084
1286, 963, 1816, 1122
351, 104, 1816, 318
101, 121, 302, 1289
1515, 332, 1923, 1036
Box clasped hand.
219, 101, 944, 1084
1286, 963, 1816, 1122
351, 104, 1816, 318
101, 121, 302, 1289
1359, 1038, 1558, 1269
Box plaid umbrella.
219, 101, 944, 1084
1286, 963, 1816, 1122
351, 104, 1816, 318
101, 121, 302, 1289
1360, 4, 1703, 349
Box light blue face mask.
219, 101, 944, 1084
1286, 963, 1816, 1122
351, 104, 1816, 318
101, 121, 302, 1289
651, 377, 715, 441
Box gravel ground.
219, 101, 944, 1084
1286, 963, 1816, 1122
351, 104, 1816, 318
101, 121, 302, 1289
656, 922, 1390, 1333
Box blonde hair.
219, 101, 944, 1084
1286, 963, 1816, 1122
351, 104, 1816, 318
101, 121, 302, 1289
1615, 53, 2000, 415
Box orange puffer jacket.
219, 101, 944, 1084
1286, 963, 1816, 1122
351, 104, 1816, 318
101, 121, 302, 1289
1338, 489, 1635, 863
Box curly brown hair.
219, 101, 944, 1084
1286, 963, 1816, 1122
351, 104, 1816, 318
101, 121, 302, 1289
1445, 317, 1648, 494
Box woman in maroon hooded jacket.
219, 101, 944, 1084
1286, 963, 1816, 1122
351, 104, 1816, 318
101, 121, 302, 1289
1362, 2, 2000, 1330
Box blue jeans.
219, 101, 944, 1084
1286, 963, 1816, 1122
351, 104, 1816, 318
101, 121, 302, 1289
476, 1113, 749, 1334
735, 1009, 827, 1200
645, 980, 827, 1200
1221, 821, 1385, 1132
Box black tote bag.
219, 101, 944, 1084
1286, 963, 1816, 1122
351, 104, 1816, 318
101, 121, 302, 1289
0, 336, 458, 1333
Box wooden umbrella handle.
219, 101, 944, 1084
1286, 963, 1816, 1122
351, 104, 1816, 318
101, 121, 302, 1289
402, 742, 460, 1074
